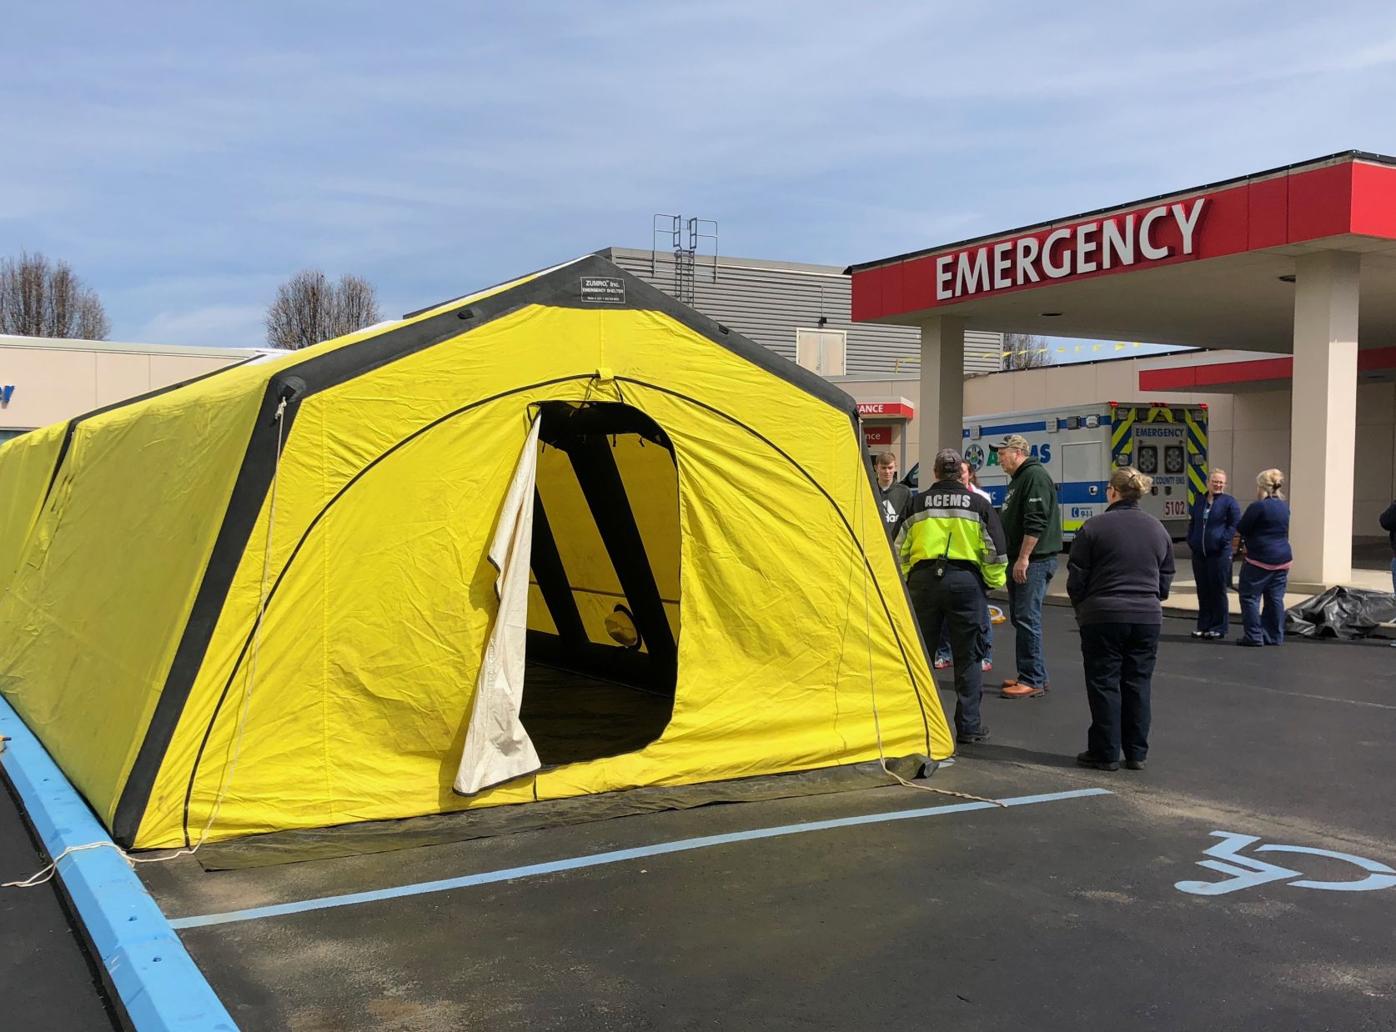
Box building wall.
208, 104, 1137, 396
0, 336, 260, 439
601, 247, 1003, 376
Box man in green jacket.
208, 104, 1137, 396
993, 434, 1062, 699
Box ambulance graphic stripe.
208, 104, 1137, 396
1110, 409, 1136, 449
1183, 409, 1208, 448
1183, 408, 1208, 506
1110, 407, 1137, 469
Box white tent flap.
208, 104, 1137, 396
454, 416, 543, 795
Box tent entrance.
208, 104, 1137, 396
521, 401, 680, 766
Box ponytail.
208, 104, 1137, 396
1109, 466, 1152, 502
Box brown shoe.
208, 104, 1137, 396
1000, 680, 1046, 699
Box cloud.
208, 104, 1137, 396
137, 304, 267, 349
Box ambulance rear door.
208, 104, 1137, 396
1126, 408, 1191, 531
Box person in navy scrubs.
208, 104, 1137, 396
1236, 469, 1293, 647
1187, 468, 1241, 639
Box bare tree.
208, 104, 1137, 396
0, 252, 110, 340
265, 269, 382, 349
1002, 332, 1053, 370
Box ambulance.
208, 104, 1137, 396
960, 402, 1209, 540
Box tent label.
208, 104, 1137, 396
1175, 830, 1396, 896
580, 277, 626, 304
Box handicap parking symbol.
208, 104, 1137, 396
1175, 831, 1396, 897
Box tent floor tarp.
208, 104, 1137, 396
192, 748, 936, 871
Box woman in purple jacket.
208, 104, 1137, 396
1236, 469, 1292, 647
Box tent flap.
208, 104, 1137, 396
454, 417, 543, 795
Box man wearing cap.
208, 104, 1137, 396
895, 448, 1008, 744
993, 433, 1063, 699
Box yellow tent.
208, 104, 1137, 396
0, 256, 951, 850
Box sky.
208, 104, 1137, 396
6, 1, 1396, 360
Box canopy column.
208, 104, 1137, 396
1288, 250, 1359, 586
918, 315, 965, 471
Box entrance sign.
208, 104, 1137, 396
1175, 831, 1396, 896
857, 401, 914, 419
936, 199, 1207, 301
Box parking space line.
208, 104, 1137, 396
169, 787, 1112, 930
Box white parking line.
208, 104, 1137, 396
170, 787, 1113, 930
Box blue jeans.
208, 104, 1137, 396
1390, 557, 1396, 595
1007, 556, 1056, 688
1238, 562, 1287, 645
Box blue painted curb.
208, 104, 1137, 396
0, 697, 237, 1031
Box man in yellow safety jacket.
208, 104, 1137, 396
895, 448, 1009, 743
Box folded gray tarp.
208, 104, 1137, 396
1285, 586, 1396, 640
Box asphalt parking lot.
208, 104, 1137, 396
0, 777, 120, 1030
5, 607, 1394, 1030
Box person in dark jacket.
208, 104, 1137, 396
1381, 499, 1396, 596
993, 433, 1063, 699
897, 448, 1008, 744
934, 460, 996, 673
1067, 466, 1175, 771
1186, 468, 1241, 639
873, 451, 913, 540
1380, 500, 1396, 648
1236, 468, 1292, 647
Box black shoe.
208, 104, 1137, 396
1235, 638, 1263, 647
1076, 751, 1119, 771
1190, 630, 1207, 639
956, 727, 990, 745
1203, 631, 1223, 640
1123, 759, 1146, 771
